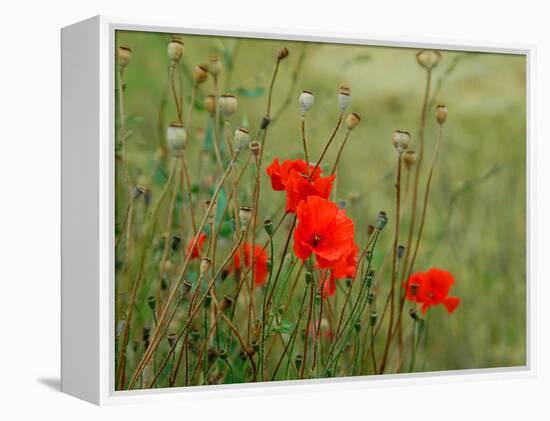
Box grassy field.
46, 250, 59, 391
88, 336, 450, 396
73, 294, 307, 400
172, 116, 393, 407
114, 30, 526, 389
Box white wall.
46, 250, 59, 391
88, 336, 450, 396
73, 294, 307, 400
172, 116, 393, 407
0, 0, 548, 419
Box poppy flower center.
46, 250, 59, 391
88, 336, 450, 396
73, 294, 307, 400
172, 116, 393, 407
312, 233, 322, 246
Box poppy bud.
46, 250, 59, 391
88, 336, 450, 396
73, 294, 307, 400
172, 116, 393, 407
295, 354, 303, 370
200, 257, 211, 277
205, 94, 216, 115
117, 45, 132, 68
365, 270, 375, 288
171, 235, 181, 252
166, 122, 187, 156
409, 308, 420, 321
338, 85, 352, 111
397, 245, 406, 260
234, 127, 251, 150
239, 206, 253, 228
392, 130, 411, 154
402, 149, 417, 169
249, 140, 261, 157
435, 104, 448, 125
305, 271, 314, 284
218, 94, 238, 119
220, 295, 233, 312
167, 333, 177, 348
147, 296, 156, 311
208, 55, 221, 76
181, 280, 192, 296
376, 211, 388, 230
204, 293, 212, 308
416, 50, 441, 70
167, 37, 184, 63
192, 64, 209, 85
277, 47, 289, 61
369, 312, 378, 326
191, 328, 200, 341
260, 116, 271, 130
264, 219, 273, 235
367, 292, 375, 304
299, 90, 315, 114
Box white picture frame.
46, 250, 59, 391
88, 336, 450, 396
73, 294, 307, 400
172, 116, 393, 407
61, 15, 535, 406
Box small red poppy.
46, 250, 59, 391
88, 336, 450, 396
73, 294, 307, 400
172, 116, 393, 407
186, 232, 207, 259
266, 158, 320, 191
232, 243, 269, 287
294, 196, 356, 269
404, 268, 460, 314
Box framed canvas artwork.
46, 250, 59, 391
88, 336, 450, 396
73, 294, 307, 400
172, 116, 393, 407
61, 16, 532, 405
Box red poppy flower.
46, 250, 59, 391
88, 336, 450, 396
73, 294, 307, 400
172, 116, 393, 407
284, 170, 335, 213
266, 158, 320, 191
232, 243, 268, 287
404, 268, 460, 314
318, 244, 359, 297
294, 196, 356, 269
266, 158, 332, 212
186, 232, 207, 259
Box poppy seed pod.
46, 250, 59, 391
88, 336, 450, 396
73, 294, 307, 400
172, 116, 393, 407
346, 112, 361, 130
147, 296, 156, 311
208, 55, 221, 76
205, 94, 216, 115
299, 90, 315, 114
220, 295, 233, 312
369, 311, 378, 326
397, 245, 406, 260
249, 140, 261, 157
167, 37, 184, 63
392, 130, 411, 154
435, 104, 448, 125
204, 200, 216, 224
264, 219, 273, 235
218, 94, 238, 119
260, 115, 271, 130
199, 257, 212, 277
239, 206, 253, 228
338, 85, 351, 111
192, 64, 209, 84
295, 354, 303, 370
277, 47, 289, 61
376, 211, 388, 230
117, 45, 132, 68
166, 122, 187, 156
402, 149, 417, 169
416, 50, 441, 70
167, 333, 177, 348
181, 280, 193, 296
234, 127, 251, 150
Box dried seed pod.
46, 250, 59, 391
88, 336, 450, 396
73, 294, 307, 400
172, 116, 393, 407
200, 257, 212, 277
435, 104, 448, 125
208, 55, 221, 76
249, 140, 261, 157
260, 115, 271, 130
117, 45, 132, 68
167, 37, 184, 63
277, 47, 289, 61
167, 333, 177, 348
346, 112, 361, 130
299, 90, 315, 114
218, 94, 238, 119
392, 130, 411, 154
338, 85, 351, 111
205, 94, 216, 115
192, 64, 209, 84
220, 295, 233, 312
239, 206, 253, 228
402, 149, 417, 169
166, 122, 187, 156
397, 245, 406, 260
233, 127, 251, 150
181, 280, 193, 296
416, 50, 441, 70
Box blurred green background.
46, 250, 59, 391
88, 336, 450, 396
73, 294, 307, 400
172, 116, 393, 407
116, 30, 526, 372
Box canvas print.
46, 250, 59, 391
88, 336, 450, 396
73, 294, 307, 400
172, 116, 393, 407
114, 30, 526, 390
